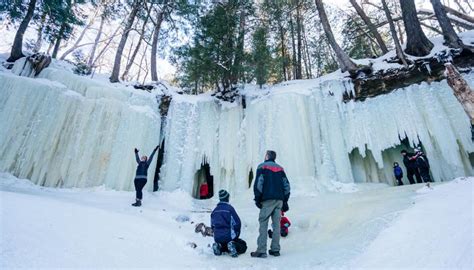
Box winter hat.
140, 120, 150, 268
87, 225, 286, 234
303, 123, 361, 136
218, 190, 230, 202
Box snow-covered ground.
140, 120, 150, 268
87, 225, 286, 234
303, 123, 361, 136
1, 173, 472, 269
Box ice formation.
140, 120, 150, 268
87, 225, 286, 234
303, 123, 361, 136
0, 58, 472, 195
0, 60, 161, 190
160, 75, 473, 195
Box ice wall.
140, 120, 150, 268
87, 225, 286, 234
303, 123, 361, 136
160, 75, 473, 195
0, 66, 161, 190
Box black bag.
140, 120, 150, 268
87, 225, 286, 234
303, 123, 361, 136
282, 201, 289, 212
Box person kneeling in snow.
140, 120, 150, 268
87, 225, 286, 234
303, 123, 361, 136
132, 146, 158, 207
268, 211, 291, 238
211, 190, 247, 257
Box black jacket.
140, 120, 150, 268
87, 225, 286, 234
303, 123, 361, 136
254, 160, 291, 203
135, 149, 157, 179
403, 153, 418, 170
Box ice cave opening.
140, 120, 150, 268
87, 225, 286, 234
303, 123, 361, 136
153, 140, 166, 192
349, 138, 430, 186
193, 161, 214, 199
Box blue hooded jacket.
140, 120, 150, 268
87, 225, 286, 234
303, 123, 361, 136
211, 202, 241, 243
393, 165, 403, 178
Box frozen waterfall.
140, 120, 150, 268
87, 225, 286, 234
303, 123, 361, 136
0, 61, 472, 195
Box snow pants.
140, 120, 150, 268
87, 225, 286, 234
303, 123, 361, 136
406, 168, 422, 184
134, 178, 147, 200
256, 200, 283, 253
396, 176, 403, 186
419, 167, 432, 183
216, 238, 247, 254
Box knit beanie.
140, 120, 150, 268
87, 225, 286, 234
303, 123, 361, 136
218, 190, 230, 202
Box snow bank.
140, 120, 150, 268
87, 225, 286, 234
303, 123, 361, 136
352, 177, 473, 268
161, 74, 473, 195
0, 68, 161, 190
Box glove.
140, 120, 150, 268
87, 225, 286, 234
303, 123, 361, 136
255, 201, 262, 209
282, 201, 289, 212
284, 223, 290, 228
134, 148, 139, 153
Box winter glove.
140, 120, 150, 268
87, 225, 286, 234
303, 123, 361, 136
134, 148, 139, 153
282, 201, 289, 212
255, 201, 262, 209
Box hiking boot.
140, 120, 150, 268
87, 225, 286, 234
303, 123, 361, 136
212, 243, 222, 256
269, 250, 280, 257
227, 241, 238, 257
131, 199, 141, 207
250, 251, 267, 258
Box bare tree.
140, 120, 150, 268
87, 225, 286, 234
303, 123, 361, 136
7, 0, 37, 62
314, 0, 357, 73
150, 0, 168, 82
349, 0, 388, 54
110, 0, 142, 83
88, 14, 106, 67
430, 0, 464, 48
122, 4, 152, 81
381, 0, 408, 67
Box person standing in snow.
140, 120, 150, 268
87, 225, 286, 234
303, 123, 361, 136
400, 150, 422, 184
415, 148, 432, 183
393, 162, 404, 186
211, 190, 247, 257
132, 146, 159, 207
268, 211, 291, 238
251, 150, 291, 258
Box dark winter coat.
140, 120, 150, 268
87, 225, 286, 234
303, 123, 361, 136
393, 165, 403, 179
403, 153, 418, 170
211, 202, 241, 243
416, 154, 430, 169
254, 159, 291, 204
135, 149, 157, 179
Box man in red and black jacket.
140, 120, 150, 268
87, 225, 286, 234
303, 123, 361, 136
251, 150, 291, 258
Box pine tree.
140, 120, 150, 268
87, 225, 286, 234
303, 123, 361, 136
252, 25, 271, 88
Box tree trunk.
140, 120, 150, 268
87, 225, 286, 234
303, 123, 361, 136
150, 0, 168, 82
381, 0, 408, 67
296, 2, 303, 79
7, 0, 37, 62
349, 0, 388, 54
430, 0, 463, 48
88, 14, 105, 67
150, 12, 165, 82
302, 23, 313, 78
314, 0, 357, 73
34, 11, 47, 53
51, 22, 66, 59
445, 63, 474, 123
399, 0, 433, 56
110, 0, 141, 83
279, 23, 287, 81
289, 14, 297, 79
122, 4, 152, 81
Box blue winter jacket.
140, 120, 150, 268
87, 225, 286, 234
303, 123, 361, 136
254, 160, 291, 204
211, 202, 241, 243
393, 166, 403, 178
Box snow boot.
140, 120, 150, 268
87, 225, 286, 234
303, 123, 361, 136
250, 251, 267, 258
131, 199, 142, 207
212, 243, 222, 256
227, 241, 238, 257
269, 250, 280, 257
